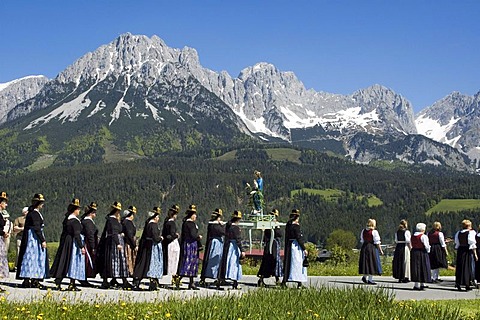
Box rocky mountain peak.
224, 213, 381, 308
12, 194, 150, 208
0, 75, 49, 124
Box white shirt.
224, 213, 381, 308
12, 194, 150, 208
360, 229, 381, 245
394, 230, 411, 244
455, 229, 477, 250
413, 232, 431, 253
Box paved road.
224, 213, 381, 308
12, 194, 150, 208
1, 273, 478, 303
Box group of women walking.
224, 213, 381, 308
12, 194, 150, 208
3, 192, 308, 291
360, 218, 480, 291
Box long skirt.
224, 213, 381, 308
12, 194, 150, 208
202, 238, 224, 279
167, 239, 180, 275
429, 244, 448, 269
287, 240, 307, 282
224, 240, 242, 281
66, 235, 86, 280
84, 241, 96, 278
147, 242, 163, 279
19, 229, 49, 279
178, 240, 199, 277
456, 246, 475, 286
257, 238, 283, 278
125, 244, 137, 277
0, 238, 9, 278
410, 248, 431, 283
102, 235, 128, 278
359, 242, 382, 275
392, 243, 410, 280
476, 248, 480, 282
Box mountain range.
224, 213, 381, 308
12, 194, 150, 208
0, 33, 478, 172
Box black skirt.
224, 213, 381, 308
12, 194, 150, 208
428, 243, 448, 269
455, 246, 475, 286
410, 248, 431, 283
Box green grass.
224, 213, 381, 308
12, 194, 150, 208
214, 150, 237, 160
357, 194, 383, 207
0, 287, 465, 320
291, 188, 343, 200
103, 141, 145, 163
265, 148, 302, 163
215, 148, 301, 163
27, 154, 57, 171
415, 299, 480, 319
426, 199, 480, 214
291, 188, 383, 207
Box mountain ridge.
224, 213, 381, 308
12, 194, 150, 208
0, 33, 477, 172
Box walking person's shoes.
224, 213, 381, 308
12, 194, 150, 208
361, 276, 367, 283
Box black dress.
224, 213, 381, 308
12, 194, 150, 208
49, 214, 69, 278
258, 228, 283, 279
476, 233, 480, 282
218, 221, 244, 281
50, 216, 84, 279
427, 230, 448, 269
133, 221, 162, 279
81, 217, 99, 278
392, 229, 410, 280
16, 209, 49, 280
162, 219, 179, 275
96, 216, 128, 278
177, 220, 201, 277
283, 222, 306, 281
122, 218, 137, 276
201, 222, 225, 280
455, 230, 475, 288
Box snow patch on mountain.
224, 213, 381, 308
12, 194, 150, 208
145, 99, 163, 122
88, 100, 106, 118
24, 91, 91, 130
415, 115, 461, 145
0, 75, 45, 92
110, 100, 131, 125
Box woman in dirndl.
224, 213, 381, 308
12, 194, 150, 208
16, 193, 49, 289
392, 219, 411, 283
80, 202, 98, 287
454, 219, 477, 291
96, 201, 131, 289
427, 221, 448, 283
51, 198, 86, 291
257, 209, 283, 287
0, 192, 11, 292
122, 206, 137, 278
359, 218, 383, 285
175, 204, 202, 290
162, 204, 180, 285
218, 210, 245, 289
476, 225, 480, 287
199, 208, 225, 287
133, 207, 163, 291
282, 209, 308, 288
410, 223, 431, 290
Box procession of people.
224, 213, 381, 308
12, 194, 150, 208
367, 218, 479, 291
0, 169, 479, 293
0, 169, 309, 292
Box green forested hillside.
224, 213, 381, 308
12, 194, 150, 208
2, 146, 480, 247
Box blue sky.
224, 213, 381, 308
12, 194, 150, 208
0, 0, 478, 113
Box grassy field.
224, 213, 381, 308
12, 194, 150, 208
27, 154, 57, 171
427, 199, 480, 214
103, 141, 145, 163
215, 148, 302, 163
291, 188, 383, 207
0, 287, 466, 320
265, 148, 302, 163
